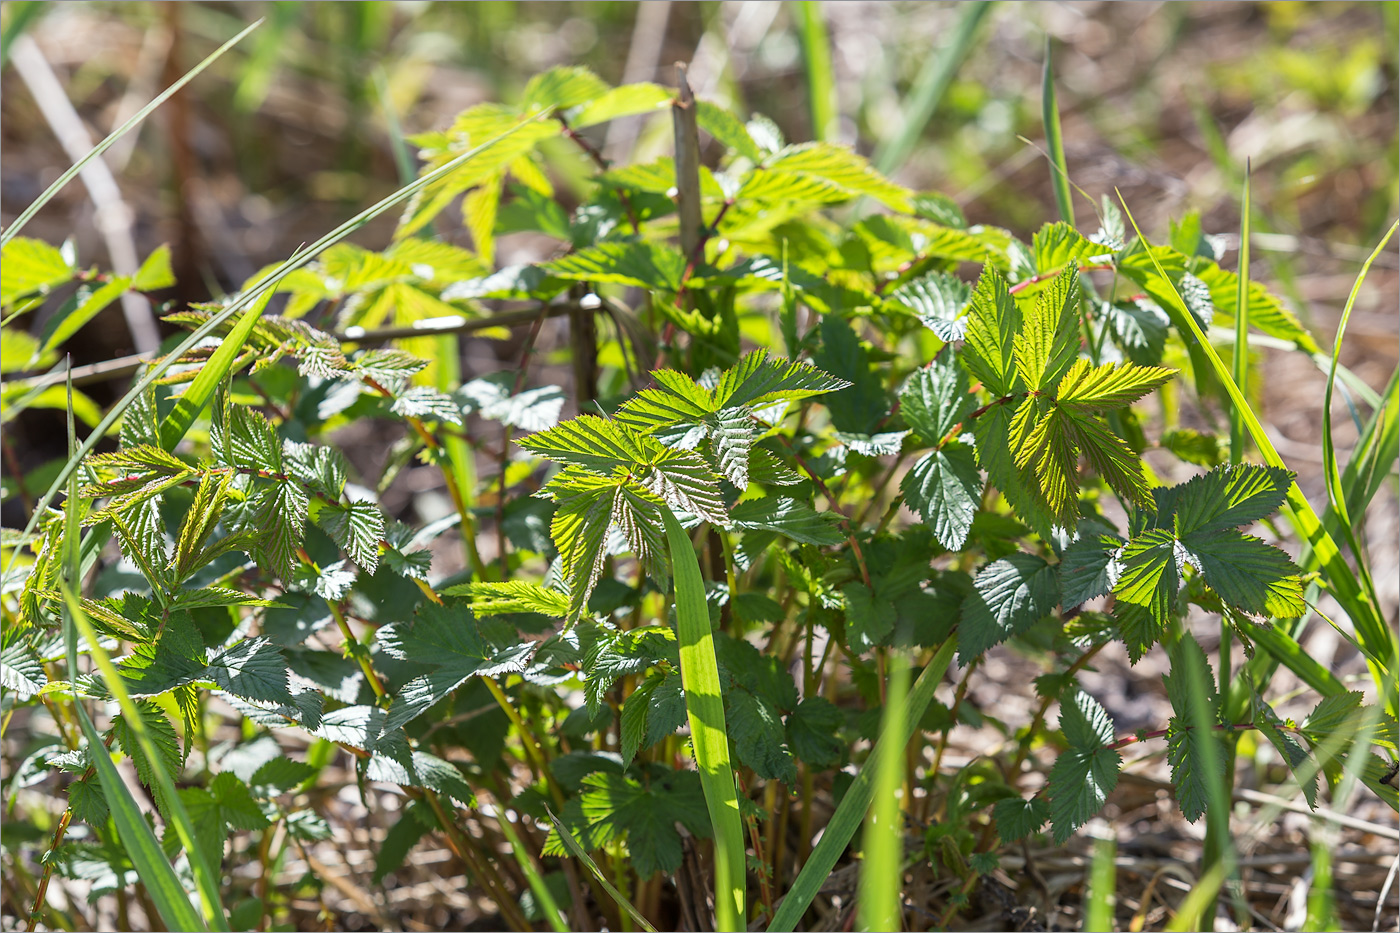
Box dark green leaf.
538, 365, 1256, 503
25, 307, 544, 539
962, 266, 1022, 397
730, 497, 845, 546
900, 444, 982, 551
786, 697, 844, 769
729, 690, 796, 783
960, 553, 1059, 662
899, 354, 973, 443
318, 500, 384, 573
1047, 690, 1120, 843
577, 770, 711, 878
993, 796, 1050, 843
843, 581, 897, 654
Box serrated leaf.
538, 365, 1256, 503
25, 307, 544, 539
1163, 635, 1218, 723
67, 775, 110, 827
843, 581, 897, 654
109, 701, 182, 807
180, 771, 271, 869
637, 447, 728, 526
813, 314, 888, 433
522, 65, 610, 112
249, 757, 316, 795
1032, 222, 1108, 276
319, 500, 384, 573
1012, 403, 1081, 527
1058, 533, 1122, 608
763, 143, 911, 211
901, 444, 982, 552
1112, 529, 1179, 660
571, 82, 672, 128
443, 581, 572, 618
391, 386, 463, 424
1056, 358, 1175, 412
1165, 722, 1223, 824
209, 638, 294, 705
372, 804, 433, 884
962, 266, 1022, 397
252, 481, 308, 581
993, 796, 1050, 843
889, 272, 971, 341
900, 355, 973, 443
520, 414, 654, 474
1066, 413, 1153, 506
545, 241, 687, 291
712, 406, 753, 487
728, 691, 796, 783
1168, 464, 1293, 536
222, 405, 282, 473
457, 375, 566, 432
40, 277, 131, 354
1105, 299, 1170, 367
577, 770, 711, 878
714, 350, 850, 410
971, 401, 1048, 539
354, 349, 427, 393
0, 642, 45, 699
959, 554, 1059, 662
729, 497, 844, 546
171, 472, 231, 580
1014, 266, 1080, 392
785, 697, 844, 769
379, 602, 534, 727
1302, 692, 1365, 735
1047, 690, 1120, 844
695, 99, 763, 162
1179, 531, 1305, 619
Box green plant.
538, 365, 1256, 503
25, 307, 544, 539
3, 50, 1395, 933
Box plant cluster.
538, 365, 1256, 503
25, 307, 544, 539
2, 61, 1396, 933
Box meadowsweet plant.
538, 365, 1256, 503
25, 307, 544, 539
2, 60, 1396, 933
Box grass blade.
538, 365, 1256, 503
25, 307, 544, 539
1084, 832, 1116, 932
1118, 199, 1397, 714
545, 807, 659, 933
1230, 162, 1250, 463
792, 1, 836, 143
856, 650, 911, 932
157, 290, 268, 449
3, 18, 263, 245
61, 585, 230, 931
2, 114, 546, 588
0, 0, 46, 68
494, 809, 569, 933
1041, 35, 1074, 226
873, 3, 993, 176
68, 699, 208, 931
663, 508, 745, 931
768, 637, 957, 932
1320, 222, 1397, 581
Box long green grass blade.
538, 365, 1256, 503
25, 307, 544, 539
545, 808, 659, 933
1084, 833, 1117, 933
792, 1, 836, 143
0, 0, 46, 68
1230, 164, 1250, 463
1320, 221, 1397, 582
494, 809, 568, 933
857, 650, 911, 932
1041, 36, 1074, 226
663, 508, 745, 931
2, 114, 545, 588
1118, 198, 1397, 713
3, 19, 262, 245
61, 585, 230, 931
157, 290, 268, 449
768, 637, 957, 932
69, 699, 208, 931
873, 2, 993, 176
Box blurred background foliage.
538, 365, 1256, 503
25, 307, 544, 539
3, 1, 1396, 308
